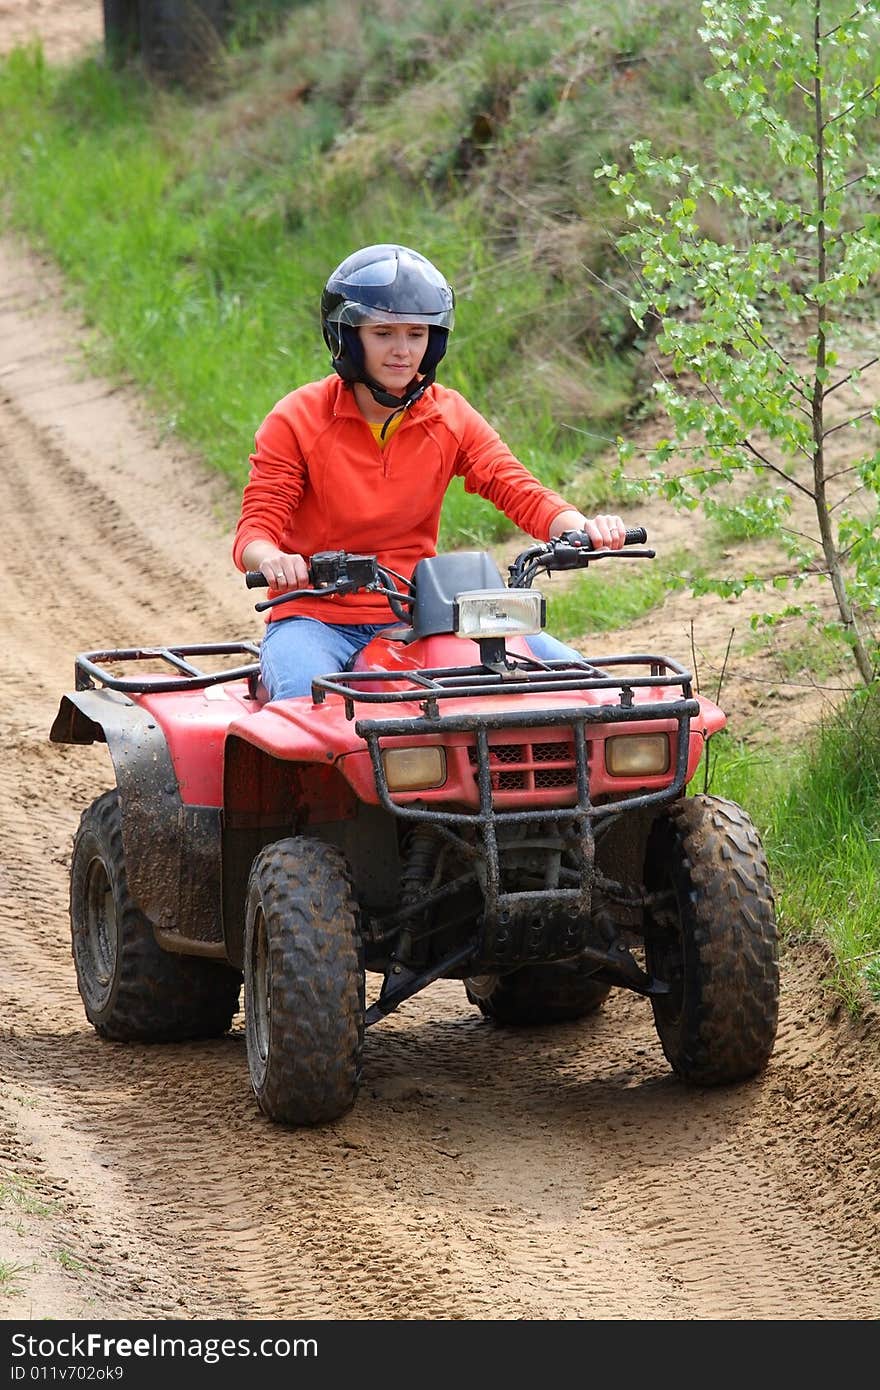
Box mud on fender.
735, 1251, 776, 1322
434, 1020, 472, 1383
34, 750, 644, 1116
50, 689, 224, 949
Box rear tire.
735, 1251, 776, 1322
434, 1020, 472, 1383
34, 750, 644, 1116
465, 960, 611, 1024
644, 794, 779, 1085
70, 790, 241, 1041
244, 837, 365, 1126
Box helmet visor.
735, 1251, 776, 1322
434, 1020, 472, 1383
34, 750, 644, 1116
329, 300, 455, 330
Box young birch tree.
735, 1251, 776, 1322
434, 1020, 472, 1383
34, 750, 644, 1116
598, 0, 880, 685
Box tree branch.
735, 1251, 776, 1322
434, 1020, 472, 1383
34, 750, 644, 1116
559, 421, 628, 446
781, 523, 823, 547
753, 109, 816, 173
702, 666, 854, 693
577, 258, 664, 324
823, 406, 878, 435
770, 56, 813, 98
730, 322, 814, 412
740, 438, 816, 497
824, 78, 880, 129
830, 485, 869, 513
829, 168, 878, 196
823, 356, 879, 396
821, 7, 871, 42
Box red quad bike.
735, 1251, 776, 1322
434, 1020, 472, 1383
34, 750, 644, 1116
50, 528, 780, 1126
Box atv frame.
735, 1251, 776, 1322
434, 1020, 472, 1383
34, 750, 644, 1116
51, 531, 779, 1125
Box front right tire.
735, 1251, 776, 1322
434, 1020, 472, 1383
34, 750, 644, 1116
244, 837, 365, 1126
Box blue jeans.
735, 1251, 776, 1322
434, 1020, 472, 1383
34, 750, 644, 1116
259, 615, 584, 701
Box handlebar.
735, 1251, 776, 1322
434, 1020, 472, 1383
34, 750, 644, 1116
245, 550, 385, 592
245, 529, 654, 607
245, 551, 413, 619
507, 527, 654, 587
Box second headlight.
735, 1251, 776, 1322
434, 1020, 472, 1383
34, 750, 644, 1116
605, 733, 670, 777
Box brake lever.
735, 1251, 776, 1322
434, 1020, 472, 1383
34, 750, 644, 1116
253, 586, 340, 613
545, 545, 656, 571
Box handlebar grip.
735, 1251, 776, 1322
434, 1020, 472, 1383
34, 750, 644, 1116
559, 526, 648, 550
245, 571, 269, 588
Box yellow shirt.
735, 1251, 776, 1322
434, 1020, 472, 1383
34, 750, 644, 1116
367, 413, 405, 446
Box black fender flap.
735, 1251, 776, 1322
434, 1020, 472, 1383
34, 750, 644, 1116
49, 689, 224, 951
50, 690, 118, 745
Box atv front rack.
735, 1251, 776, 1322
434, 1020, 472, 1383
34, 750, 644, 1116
358, 693, 699, 967
73, 642, 261, 694
357, 694, 699, 834
313, 651, 695, 721
346, 654, 702, 958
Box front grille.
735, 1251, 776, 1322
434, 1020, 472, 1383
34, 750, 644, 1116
467, 738, 577, 795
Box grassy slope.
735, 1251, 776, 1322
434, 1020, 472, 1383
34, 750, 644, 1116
0, 0, 877, 1005
0, 0, 741, 542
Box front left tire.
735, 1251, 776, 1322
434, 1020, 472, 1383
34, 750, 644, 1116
644, 794, 779, 1085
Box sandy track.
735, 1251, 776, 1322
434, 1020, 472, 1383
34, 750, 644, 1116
1, 234, 879, 1322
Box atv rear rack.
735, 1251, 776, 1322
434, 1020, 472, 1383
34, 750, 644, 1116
73, 642, 261, 694
313, 652, 695, 720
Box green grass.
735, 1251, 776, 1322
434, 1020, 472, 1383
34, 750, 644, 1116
0, 1260, 30, 1298
0, 1173, 56, 1219
701, 701, 880, 1007
54, 1249, 88, 1273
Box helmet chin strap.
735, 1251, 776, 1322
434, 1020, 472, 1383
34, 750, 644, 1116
362, 367, 435, 411
361, 367, 438, 438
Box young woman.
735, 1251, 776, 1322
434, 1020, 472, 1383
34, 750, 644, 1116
233, 243, 627, 699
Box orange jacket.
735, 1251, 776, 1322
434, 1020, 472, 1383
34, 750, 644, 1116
233, 375, 571, 623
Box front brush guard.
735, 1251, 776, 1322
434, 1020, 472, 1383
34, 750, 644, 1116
355, 695, 699, 958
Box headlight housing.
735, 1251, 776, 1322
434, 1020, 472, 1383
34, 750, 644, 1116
453, 590, 546, 640
605, 733, 670, 777
382, 746, 447, 791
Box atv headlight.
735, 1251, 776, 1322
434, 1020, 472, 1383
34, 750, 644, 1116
605, 733, 670, 777
382, 746, 447, 791
453, 591, 546, 640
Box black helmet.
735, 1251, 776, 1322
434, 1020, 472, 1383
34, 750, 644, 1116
321, 244, 455, 409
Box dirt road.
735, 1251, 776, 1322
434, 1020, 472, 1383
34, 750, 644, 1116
1, 232, 880, 1321
0, 0, 100, 65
